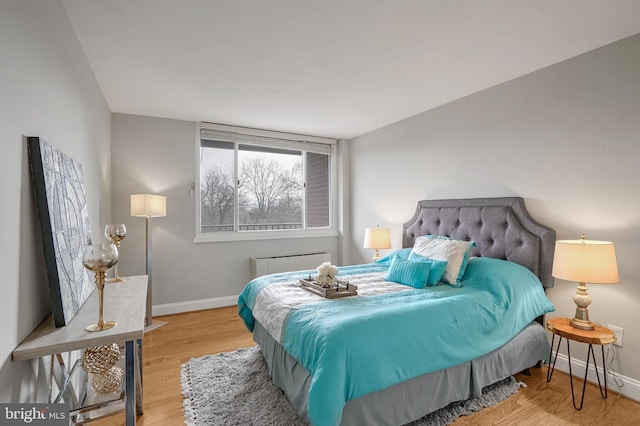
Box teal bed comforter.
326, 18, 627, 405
238, 257, 554, 426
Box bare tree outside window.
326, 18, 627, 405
199, 132, 332, 234
238, 150, 303, 230
201, 165, 235, 229
200, 140, 235, 232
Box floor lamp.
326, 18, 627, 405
131, 193, 167, 332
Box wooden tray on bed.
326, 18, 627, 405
299, 279, 358, 299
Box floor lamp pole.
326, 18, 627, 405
144, 216, 167, 332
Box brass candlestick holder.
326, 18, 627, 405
82, 244, 118, 332
104, 224, 126, 282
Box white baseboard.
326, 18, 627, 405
152, 295, 238, 316
551, 352, 640, 403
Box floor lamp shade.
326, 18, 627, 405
552, 237, 619, 330
130, 194, 166, 218
130, 193, 167, 332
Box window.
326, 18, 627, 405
196, 123, 336, 241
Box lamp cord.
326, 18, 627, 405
605, 344, 625, 398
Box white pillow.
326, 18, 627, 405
410, 236, 475, 285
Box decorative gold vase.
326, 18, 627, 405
82, 244, 118, 332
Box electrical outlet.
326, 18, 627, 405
608, 325, 624, 348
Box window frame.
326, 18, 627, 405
194, 122, 338, 243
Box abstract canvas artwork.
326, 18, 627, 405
28, 137, 95, 327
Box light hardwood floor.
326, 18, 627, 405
97, 307, 640, 425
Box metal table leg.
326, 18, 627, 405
136, 338, 144, 415
125, 340, 136, 425
598, 345, 609, 399
546, 333, 562, 383
566, 342, 608, 410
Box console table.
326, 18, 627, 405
13, 275, 148, 425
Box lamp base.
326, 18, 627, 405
570, 316, 594, 331
372, 249, 380, 262
86, 321, 117, 332
570, 283, 594, 330
569, 312, 595, 330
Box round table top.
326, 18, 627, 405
546, 317, 616, 345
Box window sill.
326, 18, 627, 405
193, 228, 339, 243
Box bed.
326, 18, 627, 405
238, 197, 556, 426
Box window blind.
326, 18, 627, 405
200, 126, 334, 155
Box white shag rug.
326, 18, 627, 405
181, 346, 520, 426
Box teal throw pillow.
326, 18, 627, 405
407, 253, 448, 286
385, 255, 431, 289
410, 235, 476, 286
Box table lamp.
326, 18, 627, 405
131, 193, 167, 332
364, 226, 391, 262
552, 235, 619, 330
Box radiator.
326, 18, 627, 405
250, 252, 331, 279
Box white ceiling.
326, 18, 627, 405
61, 0, 640, 139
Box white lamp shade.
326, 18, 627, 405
130, 194, 167, 218
552, 239, 619, 284
363, 227, 391, 249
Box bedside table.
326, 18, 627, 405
546, 317, 616, 410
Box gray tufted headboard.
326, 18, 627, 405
402, 197, 556, 288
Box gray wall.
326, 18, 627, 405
111, 114, 341, 312
350, 34, 640, 386
0, 0, 112, 402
